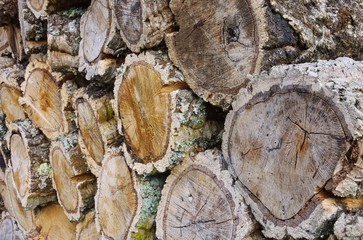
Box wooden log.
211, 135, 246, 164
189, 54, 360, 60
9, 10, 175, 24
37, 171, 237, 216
75, 212, 101, 240
0, 213, 26, 240
112, 0, 175, 53
270, 0, 363, 62
222, 57, 363, 238
95, 147, 138, 240
156, 149, 255, 240
73, 82, 119, 176
31, 204, 77, 240
49, 132, 97, 222
6, 119, 56, 209
4, 170, 35, 234
26, 0, 90, 19
18, 0, 47, 55
78, 0, 127, 81
0, 27, 12, 57
0, 64, 26, 126
4, 25, 24, 62
114, 51, 222, 175
0, 0, 18, 27
20, 57, 78, 140
47, 8, 85, 72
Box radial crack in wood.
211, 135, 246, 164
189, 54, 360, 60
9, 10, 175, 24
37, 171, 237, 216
74, 82, 119, 176
156, 149, 255, 239
6, 119, 56, 209
114, 51, 222, 175
222, 57, 363, 239
113, 0, 175, 53
50, 133, 96, 222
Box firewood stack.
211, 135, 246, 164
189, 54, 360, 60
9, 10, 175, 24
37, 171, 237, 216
0, 0, 362, 239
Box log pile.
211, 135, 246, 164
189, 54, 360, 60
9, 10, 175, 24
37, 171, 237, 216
0, 0, 362, 239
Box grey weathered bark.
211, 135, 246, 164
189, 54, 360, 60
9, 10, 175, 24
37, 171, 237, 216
223, 57, 363, 239
0, 0, 18, 27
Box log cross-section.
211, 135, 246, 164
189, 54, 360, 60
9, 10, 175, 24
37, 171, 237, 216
156, 149, 255, 239
6, 119, 56, 210
50, 133, 97, 222
114, 51, 222, 175
113, 0, 175, 52
74, 82, 119, 176
222, 58, 363, 239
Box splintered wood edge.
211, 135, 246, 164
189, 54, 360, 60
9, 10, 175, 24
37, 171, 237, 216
112, 0, 174, 53
115, 51, 210, 175
78, 0, 118, 81
155, 149, 255, 239
222, 58, 363, 238
95, 148, 139, 240
165, 0, 268, 110
74, 89, 118, 177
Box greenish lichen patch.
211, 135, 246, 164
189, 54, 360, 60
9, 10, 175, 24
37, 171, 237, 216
37, 163, 52, 190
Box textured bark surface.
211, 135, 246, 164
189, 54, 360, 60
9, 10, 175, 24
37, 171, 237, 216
26, 0, 90, 19
78, 0, 126, 81
18, 0, 47, 55
156, 149, 255, 240
6, 119, 56, 210
223, 58, 363, 239
47, 9, 84, 71
95, 148, 138, 240
74, 82, 119, 176
0, 0, 18, 27
50, 133, 96, 222
21, 58, 77, 139
113, 0, 175, 53
115, 51, 222, 175
334, 211, 363, 239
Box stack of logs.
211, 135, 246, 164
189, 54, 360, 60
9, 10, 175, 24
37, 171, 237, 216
0, 0, 363, 239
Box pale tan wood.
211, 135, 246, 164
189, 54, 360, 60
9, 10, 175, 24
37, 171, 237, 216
74, 82, 119, 176
20, 58, 77, 140
112, 0, 175, 53
114, 51, 222, 175
47, 9, 85, 71
50, 133, 97, 222
78, 0, 126, 81
32, 204, 77, 240
4, 25, 24, 62
156, 149, 255, 240
76, 212, 101, 240
0, 27, 11, 57
26, 0, 90, 19
95, 147, 138, 239
0, 0, 18, 26
6, 119, 56, 209
4, 170, 35, 234
18, 0, 47, 55
222, 57, 363, 238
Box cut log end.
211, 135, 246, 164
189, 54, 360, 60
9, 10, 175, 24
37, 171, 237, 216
0, 85, 26, 123
76, 212, 100, 240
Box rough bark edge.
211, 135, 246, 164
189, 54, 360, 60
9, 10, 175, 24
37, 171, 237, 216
222, 57, 363, 238
114, 51, 222, 175
50, 133, 96, 222
6, 119, 56, 209
112, 0, 175, 53
73, 85, 119, 177
165, 0, 269, 110
155, 149, 256, 239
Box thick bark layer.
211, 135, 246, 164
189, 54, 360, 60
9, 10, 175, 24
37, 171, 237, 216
0, 0, 19, 27
113, 0, 175, 53
156, 149, 255, 239
114, 51, 222, 175
74, 82, 119, 176
78, 0, 127, 81
20, 58, 78, 139
26, 0, 90, 19
50, 133, 96, 222
222, 58, 363, 238
18, 0, 47, 55
6, 119, 56, 209
47, 9, 85, 71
